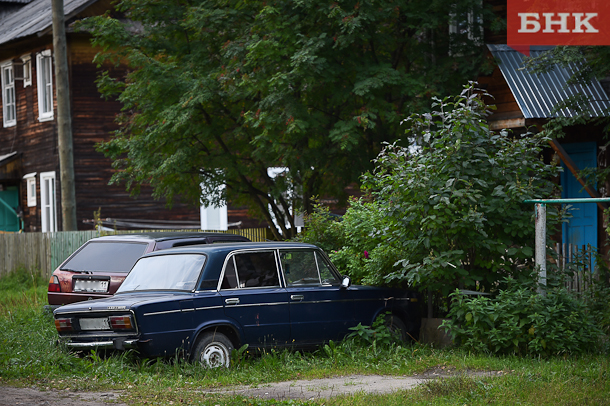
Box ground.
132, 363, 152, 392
0, 369, 507, 405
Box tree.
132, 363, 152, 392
82, 0, 494, 239
357, 85, 560, 301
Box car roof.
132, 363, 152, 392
141, 241, 319, 257
86, 232, 250, 243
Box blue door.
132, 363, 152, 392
219, 250, 290, 347
0, 186, 19, 232
561, 142, 597, 251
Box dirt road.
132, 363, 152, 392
0, 370, 505, 404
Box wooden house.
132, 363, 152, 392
0, 0, 232, 232
481, 1, 610, 259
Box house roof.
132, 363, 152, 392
0, 151, 18, 167
0, 0, 98, 46
487, 44, 610, 119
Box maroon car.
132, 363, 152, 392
47, 232, 250, 308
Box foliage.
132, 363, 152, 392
442, 275, 604, 357
2, 290, 610, 404
296, 197, 401, 285
78, 0, 495, 239
295, 200, 344, 253
356, 84, 561, 296
346, 312, 402, 349
0, 268, 47, 311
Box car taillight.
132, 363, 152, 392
55, 318, 73, 332
109, 315, 134, 330
48, 275, 61, 293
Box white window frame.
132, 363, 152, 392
200, 182, 228, 230
36, 50, 53, 122
20, 54, 32, 87
40, 171, 57, 232
267, 167, 304, 231
449, 0, 484, 53
23, 172, 37, 207
1, 60, 16, 127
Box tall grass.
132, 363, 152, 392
1, 269, 609, 405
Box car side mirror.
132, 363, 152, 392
340, 275, 351, 289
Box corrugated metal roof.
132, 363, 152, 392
0, 0, 98, 46
487, 44, 610, 118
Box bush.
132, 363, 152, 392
361, 84, 560, 296
443, 277, 603, 356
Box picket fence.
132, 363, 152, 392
553, 243, 606, 293
0, 228, 268, 279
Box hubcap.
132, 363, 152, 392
201, 343, 228, 368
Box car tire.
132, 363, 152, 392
193, 331, 234, 368
386, 315, 408, 342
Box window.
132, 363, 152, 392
23, 172, 36, 207
40, 171, 57, 232
1, 61, 16, 127
280, 250, 340, 286
200, 179, 228, 230
449, 0, 484, 53
20, 55, 31, 87
36, 50, 53, 121
118, 254, 206, 292
267, 167, 304, 231
62, 242, 148, 273
221, 251, 280, 289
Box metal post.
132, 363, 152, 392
535, 203, 546, 293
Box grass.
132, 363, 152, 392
0, 268, 609, 405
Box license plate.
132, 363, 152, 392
79, 318, 110, 331
74, 279, 109, 293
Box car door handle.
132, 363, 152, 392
225, 298, 240, 305
290, 295, 304, 301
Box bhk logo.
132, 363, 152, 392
518, 13, 598, 33
508, 0, 610, 54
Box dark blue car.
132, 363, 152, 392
54, 242, 419, 367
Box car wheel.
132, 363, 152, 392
386, 315, 407, 342
193, 332, 234, 368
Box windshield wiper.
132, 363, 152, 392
59, 268, 93, 274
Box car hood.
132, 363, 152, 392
53, 292, 191, 315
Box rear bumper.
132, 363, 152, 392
48, 292, 112, 306
65, 338, 139, 351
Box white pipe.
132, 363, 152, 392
535, 203, 547, 293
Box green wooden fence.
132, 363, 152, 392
0, 228, 269, 279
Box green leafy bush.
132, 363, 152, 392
361, 84, 561, 297
442, 277, 603, 356
347, 313, 401, 348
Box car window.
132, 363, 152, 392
61, 242, 148, 273
117, 254, 206, 292
280, 250, 340, 286
221, 251, 279, 289
315, 252, 341, 285
221, 257, 238, 289
281, 250, 320, 286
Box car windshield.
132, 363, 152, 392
117, 254, 206, 292
61, 242, 148, 273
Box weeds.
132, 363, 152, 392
1, 272, 609, 405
